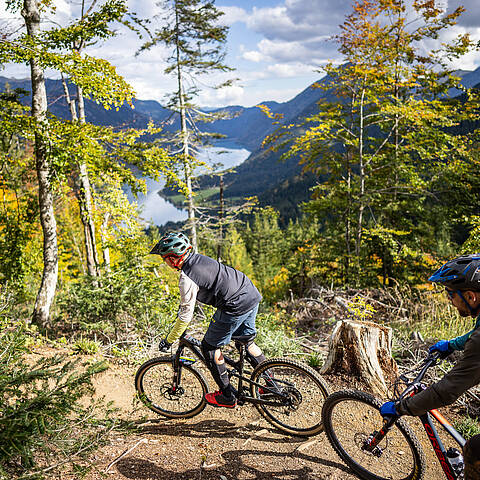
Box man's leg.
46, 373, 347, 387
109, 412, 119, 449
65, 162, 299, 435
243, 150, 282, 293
464, 434, 480, 480
231, 305, 266, 367
245, 341, 266, 367
201, 339, 236, 407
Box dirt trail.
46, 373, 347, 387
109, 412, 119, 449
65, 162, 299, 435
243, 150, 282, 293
83, 362, 449, 480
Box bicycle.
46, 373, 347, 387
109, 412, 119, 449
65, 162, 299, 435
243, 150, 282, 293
321, 352, 467, 480
135, 331, 330, 437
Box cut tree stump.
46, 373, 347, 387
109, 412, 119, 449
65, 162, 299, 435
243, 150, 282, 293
320, 319, 398, 396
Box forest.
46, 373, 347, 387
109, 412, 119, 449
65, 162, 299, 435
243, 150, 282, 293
1, 0, 480, 478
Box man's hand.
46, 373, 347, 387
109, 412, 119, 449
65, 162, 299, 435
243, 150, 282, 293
429, 340, 452, 354
380, 401, 398, 418
159, 338, 172, 352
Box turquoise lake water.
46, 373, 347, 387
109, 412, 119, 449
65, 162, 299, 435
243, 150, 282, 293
131, 141, 250, 226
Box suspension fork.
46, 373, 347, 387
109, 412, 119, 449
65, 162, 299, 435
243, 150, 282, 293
363, 416, 397, 453
171, 345, 186, 392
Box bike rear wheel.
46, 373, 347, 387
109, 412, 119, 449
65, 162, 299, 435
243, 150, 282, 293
322, 390, 426, 480
249, 357, 330, 436
135, 357, 208, 419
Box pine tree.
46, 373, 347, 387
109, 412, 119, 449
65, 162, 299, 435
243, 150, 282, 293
138, 0, 233, 250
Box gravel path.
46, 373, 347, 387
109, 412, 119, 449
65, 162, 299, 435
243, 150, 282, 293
83, 363, 448, 480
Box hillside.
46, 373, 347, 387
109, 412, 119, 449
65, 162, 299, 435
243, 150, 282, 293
3, 65, 480, 221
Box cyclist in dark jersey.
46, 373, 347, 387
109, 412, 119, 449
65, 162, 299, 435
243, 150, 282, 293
150, 232, 267, 408
380, 254, 480, 479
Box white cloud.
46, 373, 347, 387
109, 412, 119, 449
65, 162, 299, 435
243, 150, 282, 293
242, 50, 265, 63
217, 6, 247, 26
247, 1, 344, 42
199, 84, 245, 107
242, 37, 335, 66
266, 62, 316, 78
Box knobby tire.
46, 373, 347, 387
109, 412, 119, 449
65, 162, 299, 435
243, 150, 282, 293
135, 356, 208, 419
322, 390, 426, 480
250, 357, 330, 436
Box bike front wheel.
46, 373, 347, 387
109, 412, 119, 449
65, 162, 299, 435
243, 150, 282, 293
249, 357, 330, 436
322, 390, 426, 480
135, 356, 208, 419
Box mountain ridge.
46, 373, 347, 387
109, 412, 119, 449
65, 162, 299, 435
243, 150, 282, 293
3, 65, 480, 221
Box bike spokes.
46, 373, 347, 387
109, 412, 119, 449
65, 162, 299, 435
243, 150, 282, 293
322, 391, 426, 480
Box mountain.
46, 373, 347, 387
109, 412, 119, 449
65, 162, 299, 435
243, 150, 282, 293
0, 77, 156, 128
3, 65, 479, 221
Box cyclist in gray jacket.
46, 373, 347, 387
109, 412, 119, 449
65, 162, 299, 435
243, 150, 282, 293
380, 254, 480, 479
150, 232, 267, 408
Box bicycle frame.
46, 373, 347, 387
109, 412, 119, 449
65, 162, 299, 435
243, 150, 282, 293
171, 333, 289, 407
367, 354, 466, 480
419, 402, 466, 479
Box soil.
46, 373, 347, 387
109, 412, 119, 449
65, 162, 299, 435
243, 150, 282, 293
78, 360, 455, 480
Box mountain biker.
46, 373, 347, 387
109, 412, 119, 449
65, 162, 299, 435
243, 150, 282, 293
380, 254, 480, 479
150, 232, 267, 408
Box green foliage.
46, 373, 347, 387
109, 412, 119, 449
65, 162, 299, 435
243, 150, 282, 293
306, 351, 324, 369
73, 338, 101, 355
245, 207, 284, 292
454, 414, 480, 440
56, 255, 179, 341
223, 226, 255, 278
254, 310, 303, 358
0, 289, 113, 479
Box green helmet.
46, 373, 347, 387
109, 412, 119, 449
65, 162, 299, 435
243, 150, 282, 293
150, 232, 192, 257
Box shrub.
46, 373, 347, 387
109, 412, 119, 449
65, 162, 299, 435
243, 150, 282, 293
454, 414, 480, 440
73, 338, 101, 355
56, 260, 179, 342
255, 310, 303, 358
0, 288, 114, 479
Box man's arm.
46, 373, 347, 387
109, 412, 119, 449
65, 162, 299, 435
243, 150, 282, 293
397, 329, 480, 416
166, 272, 199, 344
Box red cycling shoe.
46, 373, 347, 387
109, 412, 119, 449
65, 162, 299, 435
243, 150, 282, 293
205, 390, 237, 408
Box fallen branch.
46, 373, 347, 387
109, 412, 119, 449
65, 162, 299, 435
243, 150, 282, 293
104, 438, 147, 473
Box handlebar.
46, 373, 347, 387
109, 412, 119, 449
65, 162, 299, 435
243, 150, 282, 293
395, 351, 446, 401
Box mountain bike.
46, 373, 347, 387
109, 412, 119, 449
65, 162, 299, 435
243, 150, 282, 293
135, 331, 330, 437
321, 352, 466, 480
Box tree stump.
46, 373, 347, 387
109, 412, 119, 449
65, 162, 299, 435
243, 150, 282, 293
320, 319, 398, 396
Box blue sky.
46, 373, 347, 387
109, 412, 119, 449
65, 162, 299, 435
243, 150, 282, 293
1, 0, 480, 107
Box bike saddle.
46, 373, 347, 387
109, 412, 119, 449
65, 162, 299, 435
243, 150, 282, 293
232, 334, 256, 345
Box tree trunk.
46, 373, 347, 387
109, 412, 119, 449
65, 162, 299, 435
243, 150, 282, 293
62, 76, 100, 277
23, 0, 58, 328
320, 319, 398, 396
175, 5, 197, 251
100, 212, 111, 272
217, 174, 224, 262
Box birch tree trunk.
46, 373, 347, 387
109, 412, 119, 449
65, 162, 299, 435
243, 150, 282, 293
77, 84, 100, 277
62, 76, 99, 277
23, 0, 58, 328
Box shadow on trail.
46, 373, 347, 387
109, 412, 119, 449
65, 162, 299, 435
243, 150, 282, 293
115, 447, 351, 479
138, 418, 294, 444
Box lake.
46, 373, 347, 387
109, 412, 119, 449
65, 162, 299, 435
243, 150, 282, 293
130, 141, 251, 226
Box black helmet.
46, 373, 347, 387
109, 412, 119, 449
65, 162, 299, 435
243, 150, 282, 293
150, 232, 192, 257
429, 254, 480, 291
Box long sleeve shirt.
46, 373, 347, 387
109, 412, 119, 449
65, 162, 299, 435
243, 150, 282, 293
166, 272, 199, 344
397, 315, 480, 416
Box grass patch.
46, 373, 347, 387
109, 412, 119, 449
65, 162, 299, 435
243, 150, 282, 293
390, 289, 473, 343
255, 311, 303, 358
454, 414, 480, 440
